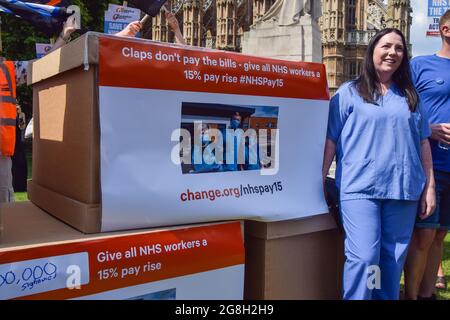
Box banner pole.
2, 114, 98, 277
123, 1, 128, 7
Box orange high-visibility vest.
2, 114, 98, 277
0, 60, 17, 156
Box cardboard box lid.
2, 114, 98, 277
28, 32, 101, 86
0, 201, 241, 252
0, 201, 85, 250
244, 213, 337, 240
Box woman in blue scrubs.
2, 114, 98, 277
322, 29, 436, 300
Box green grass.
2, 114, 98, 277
13, 191, 28, 202
13, 143, 32, 202
400, 233, 450, 300
437, 234, 450, 300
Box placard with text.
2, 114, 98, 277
0, 222, 244, 300
99, 36, 330, 232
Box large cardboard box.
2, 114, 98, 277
0, 202, 245, 300
28, 33, 102, 233
29, 32, 331, 234
244, 213, 344, 300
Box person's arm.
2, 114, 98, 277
165, 12, 186, 45
419, 139, 436, 219
322, 138, 336, 181
116, 21, 142, 37
51, 34, 69, 52
48, 16, 77, 53
323, 89, 350, 182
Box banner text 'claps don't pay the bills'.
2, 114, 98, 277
119, 45, 323, 91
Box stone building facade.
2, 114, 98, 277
320, 0, 412, 93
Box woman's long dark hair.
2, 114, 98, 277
355, 28, 418, 112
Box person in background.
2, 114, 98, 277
225, 112, 245, 172
11, 105, 27, 193
0, 19, 76, 203
245, 133, 261, 171
48, 14, 78, 53
165, 12, 186, 45
404, 9, 450, 300
322, 28, 435, 300
436, 261, 446, 290
0, 57, 19, 203
191, 123, 223, 173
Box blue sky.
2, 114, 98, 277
410, 0, 443, 57
252, 106, 279, 118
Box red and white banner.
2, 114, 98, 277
98, 36, 330, 232
0, 222, 244, 300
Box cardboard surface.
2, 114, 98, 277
30, 37, 101, 232
0, 201, 233, 250
0, 201, 86, 249
27, 181, 101, 234
28, 32, 100, 86
32, 66, 100, 205
244, 215, 344, 299
245, 213, 337, 240
244, 224, 344, 300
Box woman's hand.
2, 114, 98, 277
418, 139, 436, 220
61, 15, 77, 41
116, 21, 142, 37
165, 12, 180, 32
419, 184, 436, 220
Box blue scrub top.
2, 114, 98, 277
192, 143, 223, 173
225, 130, 244, 171
245, 134, 261, 170
327, 81, 431, 201
411, 54, 450, 173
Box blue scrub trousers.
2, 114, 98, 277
340, 199, 417, 300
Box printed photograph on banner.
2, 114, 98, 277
127, 288, 176, 300
179, 102, 278, 174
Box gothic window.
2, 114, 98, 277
367, 2, 385, 30
347, 61, 357, 78
346, 0, 356, 30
